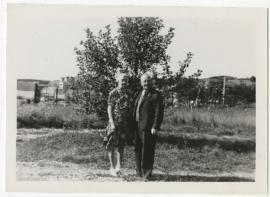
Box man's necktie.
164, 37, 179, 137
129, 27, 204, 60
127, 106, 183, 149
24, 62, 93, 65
136, 90, 146, 121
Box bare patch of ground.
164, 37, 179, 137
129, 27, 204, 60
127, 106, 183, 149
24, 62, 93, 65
17, 160, 254, 182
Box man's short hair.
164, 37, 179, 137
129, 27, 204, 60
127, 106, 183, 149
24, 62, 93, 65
146, 71, 157, 80
140, 73, 151, 81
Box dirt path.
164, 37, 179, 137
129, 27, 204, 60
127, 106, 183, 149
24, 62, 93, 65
17, 160, 254, 182
17, 128, 102, 141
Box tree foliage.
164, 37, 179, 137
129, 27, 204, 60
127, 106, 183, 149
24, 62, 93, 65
73, 25, 121, 118
226, 84, 255, 104
118, 17, 175, 77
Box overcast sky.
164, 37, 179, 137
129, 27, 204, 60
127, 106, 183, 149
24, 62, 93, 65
7, 5, 265, 80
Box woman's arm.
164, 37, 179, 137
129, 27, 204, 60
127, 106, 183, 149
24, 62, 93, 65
107, 105, 116, 130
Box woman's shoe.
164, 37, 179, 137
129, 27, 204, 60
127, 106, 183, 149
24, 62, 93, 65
110, 168, 117, 177
115, 167, 121, 176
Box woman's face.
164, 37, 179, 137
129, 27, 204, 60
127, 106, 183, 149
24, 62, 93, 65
118, 76, 129, 89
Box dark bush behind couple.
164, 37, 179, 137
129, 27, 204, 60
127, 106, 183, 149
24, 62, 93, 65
103, 72, 164, 181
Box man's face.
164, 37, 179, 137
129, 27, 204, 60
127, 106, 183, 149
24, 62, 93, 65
119, 76, 128, 89
152, 78, 157, 89
141, 75, 151, 90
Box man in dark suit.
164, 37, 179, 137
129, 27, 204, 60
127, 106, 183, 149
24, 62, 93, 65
133, 73, 164, 181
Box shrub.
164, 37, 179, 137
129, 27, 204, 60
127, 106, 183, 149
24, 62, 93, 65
17, 103, 105, 129
162, 106, 255, 136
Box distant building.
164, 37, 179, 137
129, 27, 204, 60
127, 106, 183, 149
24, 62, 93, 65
39, 84, 56, 102
17, 76, 76, 103
61, 76, 75, 102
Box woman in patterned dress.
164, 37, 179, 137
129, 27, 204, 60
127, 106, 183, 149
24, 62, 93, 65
105, 73, 133, 176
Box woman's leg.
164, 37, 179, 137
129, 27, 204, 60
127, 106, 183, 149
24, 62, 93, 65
115, 145, 124, 173
108, 150, 117, 176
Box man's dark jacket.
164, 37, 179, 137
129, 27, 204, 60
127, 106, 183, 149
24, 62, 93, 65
133, 88, 164, 174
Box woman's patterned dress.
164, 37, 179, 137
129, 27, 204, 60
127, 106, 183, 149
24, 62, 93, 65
104, 87, 134, 150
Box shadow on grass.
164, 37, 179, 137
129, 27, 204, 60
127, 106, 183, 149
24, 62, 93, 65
158, 134, 255, 152
123, 173, 254, 182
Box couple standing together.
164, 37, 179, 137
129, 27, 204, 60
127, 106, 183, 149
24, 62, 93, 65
104, 72, 164, 181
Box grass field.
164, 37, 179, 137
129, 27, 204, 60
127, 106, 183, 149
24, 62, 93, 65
16, 128, 255, 181
17, 103, 105, 129
162, 106, 255, 137
17, 103, 255, 136
16, 103, 255, 181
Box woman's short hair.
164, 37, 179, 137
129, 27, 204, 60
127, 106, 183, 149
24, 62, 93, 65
117, 72, 129, 82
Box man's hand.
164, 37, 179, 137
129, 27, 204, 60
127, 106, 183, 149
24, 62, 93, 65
151, 128, 158, 135
110, 124, 116, 131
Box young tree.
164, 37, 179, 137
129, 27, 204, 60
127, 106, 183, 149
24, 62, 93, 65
163, 52, 202, 107
34, 83, 41, 103
74, 18, 175, 119
175, 68, 203, 106
250, 76, 256, 82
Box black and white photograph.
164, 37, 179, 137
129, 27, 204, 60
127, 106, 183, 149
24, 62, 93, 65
5, 3, 268, 194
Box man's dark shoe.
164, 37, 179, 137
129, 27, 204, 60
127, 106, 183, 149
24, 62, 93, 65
136, 171, 142, 177
142, 169, 152, 181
